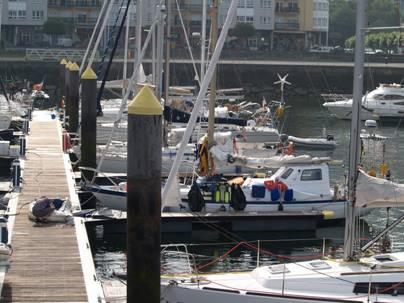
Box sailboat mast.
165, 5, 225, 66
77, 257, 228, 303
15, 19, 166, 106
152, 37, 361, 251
133, 0, 142, 96
162, 0, 238, 205
207, 0, 219, 175
201, 0, 207, 80
164, 0, 171, 104
344, 0, 367, 261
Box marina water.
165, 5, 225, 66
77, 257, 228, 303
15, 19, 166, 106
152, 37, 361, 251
88, 93, 404, 277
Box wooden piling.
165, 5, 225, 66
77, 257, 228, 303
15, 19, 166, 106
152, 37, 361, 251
80, 67, 97, 181
59, 58, 67, 108
127, 86, 162, 303
69, 62, 80, 133
64, 61, 72, 128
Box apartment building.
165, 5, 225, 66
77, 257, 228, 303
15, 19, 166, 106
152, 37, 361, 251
0, 0, 48, 47
272, 0, 329, 50
47, 0, 102, 46
216, 0, 329, 51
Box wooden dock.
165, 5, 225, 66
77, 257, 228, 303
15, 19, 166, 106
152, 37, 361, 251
0, 111, 104, 302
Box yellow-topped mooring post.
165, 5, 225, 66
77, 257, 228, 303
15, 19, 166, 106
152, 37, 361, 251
59, 58, 67, 110
68, 62, 80, 133
80, 67, 98, 181
127, 85, 162, 303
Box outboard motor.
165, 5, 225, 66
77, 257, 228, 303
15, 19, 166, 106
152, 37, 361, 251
327, 134, 334, 141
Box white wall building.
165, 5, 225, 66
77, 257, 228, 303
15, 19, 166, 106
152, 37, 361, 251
219, 0, 275, 49
312, 0, 329, 46
1, 0, 48, 46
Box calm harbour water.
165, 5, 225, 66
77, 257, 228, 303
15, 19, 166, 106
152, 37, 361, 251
89, 94, 404, 278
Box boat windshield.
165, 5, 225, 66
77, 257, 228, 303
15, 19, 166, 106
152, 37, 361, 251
280, 168, 293, 179
300, 169, 322, 181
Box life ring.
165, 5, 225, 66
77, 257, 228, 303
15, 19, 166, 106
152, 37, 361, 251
230, 184, 247, 211
187, 182, 205, 212
264, 180, 276, 191
277, 181, 288, 192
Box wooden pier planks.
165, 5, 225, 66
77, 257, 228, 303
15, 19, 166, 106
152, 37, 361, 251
1, 120, 88, 302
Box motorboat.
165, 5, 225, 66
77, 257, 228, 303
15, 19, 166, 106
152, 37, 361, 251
323, 83, 404, 120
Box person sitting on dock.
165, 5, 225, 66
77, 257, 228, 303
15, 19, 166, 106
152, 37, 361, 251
31, 197, 56, 222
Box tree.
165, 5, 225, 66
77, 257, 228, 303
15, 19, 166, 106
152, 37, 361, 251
330, 0, 399, 47
368, 0, 400, 27
43, 18, 66, 36
231, 23, 256, 48
329, 0, 356, 46
42, 18, 67, 46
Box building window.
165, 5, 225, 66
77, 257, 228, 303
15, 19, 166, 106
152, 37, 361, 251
8, 10, 17, 19
260, 0, 271, 8
18, 10, 26, 19
238, 0, 254, 8
237, 15, 245, 22
32, 10, 44, 20
260, 16, 270, 25
248, 37, 257, 49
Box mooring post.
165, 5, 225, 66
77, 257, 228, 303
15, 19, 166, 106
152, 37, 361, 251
11, 159, 21, 189
80, 67, 97, 181
64, 61, 72, 128
68, 62, 80, 133
127, 86, 162, 303
59, 58, 67, 110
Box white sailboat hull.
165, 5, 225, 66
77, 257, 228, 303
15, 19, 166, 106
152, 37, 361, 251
161, 252, 404, 303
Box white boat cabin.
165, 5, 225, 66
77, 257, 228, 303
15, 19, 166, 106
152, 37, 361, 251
243, 163, 335, 202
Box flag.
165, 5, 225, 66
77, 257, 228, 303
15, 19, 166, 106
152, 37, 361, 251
33, 81, 43, 91
262, 96, 267, 108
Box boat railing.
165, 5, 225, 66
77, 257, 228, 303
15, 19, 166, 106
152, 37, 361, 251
79, 166, 122, 187
321, 93, 352, 103
161, 244, 198, 277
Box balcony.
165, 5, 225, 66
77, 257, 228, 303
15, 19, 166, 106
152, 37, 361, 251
170, 3, 203, 12
275, 7, 299, 14
74, 17, 98, 27
48, 1, 101, 8
274, 22, 299, 30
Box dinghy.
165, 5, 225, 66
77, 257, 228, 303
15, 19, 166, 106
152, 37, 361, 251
287, 135, 337, 150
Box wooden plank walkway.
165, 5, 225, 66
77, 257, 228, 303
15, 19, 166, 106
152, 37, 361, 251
0, 115, 89, 302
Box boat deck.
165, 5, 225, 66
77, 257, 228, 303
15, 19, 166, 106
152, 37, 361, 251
0, 111, 103, 302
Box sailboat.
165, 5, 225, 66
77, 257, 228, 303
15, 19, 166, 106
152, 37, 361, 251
160, 1, 404, 302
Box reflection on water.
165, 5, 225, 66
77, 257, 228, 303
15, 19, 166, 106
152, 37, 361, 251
91, 95, 404, 278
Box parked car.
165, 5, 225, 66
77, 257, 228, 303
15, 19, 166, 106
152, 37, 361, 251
308, 46, 333, 53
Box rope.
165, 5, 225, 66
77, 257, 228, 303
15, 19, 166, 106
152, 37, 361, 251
96, 0, 126, 76
175, 0, 201, 86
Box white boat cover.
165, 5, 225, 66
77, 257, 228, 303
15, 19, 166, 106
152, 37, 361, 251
288, 135, 337, 147
210, 144, 330, 169
356, 170, 404, 208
